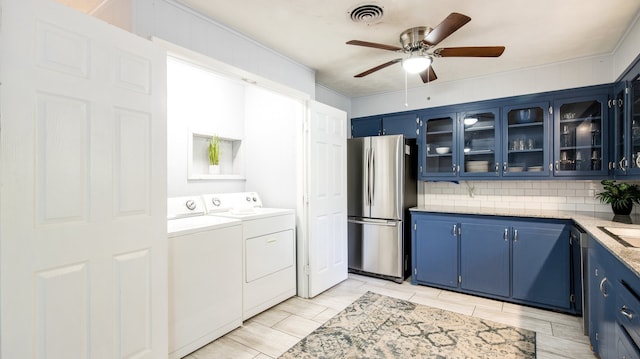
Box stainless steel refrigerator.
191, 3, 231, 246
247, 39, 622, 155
348, 134, 417, 283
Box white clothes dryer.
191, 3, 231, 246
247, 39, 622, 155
202, 192, 296, 320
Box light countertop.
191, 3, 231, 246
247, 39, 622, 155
410, 205, 640, 277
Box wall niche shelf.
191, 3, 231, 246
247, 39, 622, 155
187, 130, 245, 181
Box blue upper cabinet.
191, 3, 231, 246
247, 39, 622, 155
459, 108, 501, 178
382, 113, 419, 138
421, 112, 457, 178
613, 74, 640, 177
502, 102, 551, 177
416, 84, 614, 181
351, 112, 419, 138
553, 91, 610, 177
351, 116, 381, 137
420, 107, 501, 180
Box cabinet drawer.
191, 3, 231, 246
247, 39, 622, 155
617, 323, 640, 359
617, 281, 640, 348
245, 229, 294, 282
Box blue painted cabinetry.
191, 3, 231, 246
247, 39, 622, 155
511, 220, 571, 310
459, 218, 510, 297
411, 211, 576, 313
413, 84, 614, 181
413, 215, 458, 288
351, 113, 418, 138
552, 92, 609, 177
421, 107, 501, 179
351, 116, 382, 137
613, 72, 640, 177
589, 236, 640, 358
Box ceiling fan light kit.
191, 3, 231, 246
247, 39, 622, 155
402, 55, 432, 74
346, 12, 505, 83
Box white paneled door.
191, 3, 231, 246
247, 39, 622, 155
305, 101, 348, 298
0, 1, 167, 358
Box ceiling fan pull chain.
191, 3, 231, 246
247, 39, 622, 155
404, 70, 409, 107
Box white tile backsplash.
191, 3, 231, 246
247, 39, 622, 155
420, 180, 640, 214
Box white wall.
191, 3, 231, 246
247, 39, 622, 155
244, 86, 304, 208
166, 56, 246, 196
350, 54, 613, 118
613, 12, 640, 79
132, 0, 316, 99
315, 84, 351, 118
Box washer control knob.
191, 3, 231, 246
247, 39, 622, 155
211, 197, 221, 206
185, 200, 196, 211
246, 196, 251, 202
252, 196, 257, 202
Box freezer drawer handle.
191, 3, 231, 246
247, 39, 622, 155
348, 219, 398, 227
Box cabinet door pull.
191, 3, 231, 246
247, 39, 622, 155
452, 224, 457, 237
599, 277, 609, 297
495, 162, 499, 173
513, 229, 518, 242
620, 305, 634, 320
503, 162, 507, 172
620, 157, 628, 173
503, 228, 508, 241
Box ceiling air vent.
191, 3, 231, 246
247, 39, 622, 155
347, 3, 384, 25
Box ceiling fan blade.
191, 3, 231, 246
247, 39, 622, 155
346, 40, 402, 52
419, 66, 438, 83
434, 46, 506, 57
354, 59, 402, 78
423, 12, 471, 46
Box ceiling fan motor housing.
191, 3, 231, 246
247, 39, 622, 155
400, 26, 432, 52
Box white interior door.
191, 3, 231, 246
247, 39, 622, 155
305, 100, 348, 298
0, 1, 167, 358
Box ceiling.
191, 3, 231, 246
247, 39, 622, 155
183, 1, 638, 98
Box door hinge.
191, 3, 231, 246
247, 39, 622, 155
570, 294, 575, 303
419, 165, 423, 173
303, 264, 310, 275
458, 275, 462, 283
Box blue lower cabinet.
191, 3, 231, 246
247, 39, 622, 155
460, 220, 510, 297
412, 215, 458, 288
511, 221, 571, 309
588, 236, 640, 358
411, 212, 575, 313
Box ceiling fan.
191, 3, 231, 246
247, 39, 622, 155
346, 12, 505, 83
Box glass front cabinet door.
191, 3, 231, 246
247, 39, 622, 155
502, 102, 551, 177
422, 113, 457, 178
613, 82, 627, 176
459, 108, 500, 177
553, 94, 608, 177
632, 76, 640, 174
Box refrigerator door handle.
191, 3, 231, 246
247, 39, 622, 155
348, 218, 399, 227
366, 147, 372, 206
370, 147, 375, 204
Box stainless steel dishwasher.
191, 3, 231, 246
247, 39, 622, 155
570, 225, 588, 335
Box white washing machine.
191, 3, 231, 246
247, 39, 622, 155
202, 192, 296, 320
167, 196, 243, 359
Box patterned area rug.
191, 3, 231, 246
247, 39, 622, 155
280, 291, 536, 359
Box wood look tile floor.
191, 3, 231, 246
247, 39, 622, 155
183, 273, 595, 359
